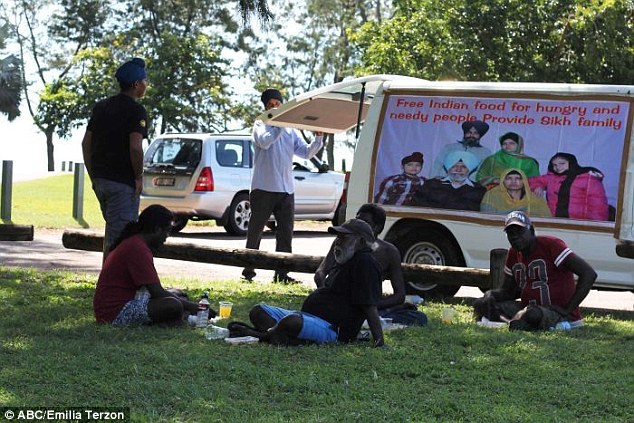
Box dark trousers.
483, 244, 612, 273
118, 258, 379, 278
244, 189, 294, 275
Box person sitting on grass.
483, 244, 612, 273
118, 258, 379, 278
93, 204, 215, 326
315, 203, 427, 326
473, 210, 597, 331
228, 219, 385, 347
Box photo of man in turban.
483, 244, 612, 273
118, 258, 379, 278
430, 120, 492, 178
413, 150, 486, 211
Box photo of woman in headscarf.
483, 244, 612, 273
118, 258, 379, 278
480, 168, 551, 217
529, 152, 609, 221
475, 131, 540, 190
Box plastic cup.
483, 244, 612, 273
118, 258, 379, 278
219, 301, 233, 319
441, 307, 456, 324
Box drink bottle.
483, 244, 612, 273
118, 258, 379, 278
196, 291, 210, 328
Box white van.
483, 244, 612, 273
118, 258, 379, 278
261, 75, 634, 297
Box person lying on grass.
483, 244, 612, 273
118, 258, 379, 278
229, 219, 385, 347
93, 204, 216, 326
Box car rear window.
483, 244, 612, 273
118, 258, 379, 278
144, 138, 202, 171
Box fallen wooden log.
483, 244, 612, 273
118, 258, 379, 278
62, 229, 493, 288
0, 224, 34, 241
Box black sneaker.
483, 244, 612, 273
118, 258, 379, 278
273, 274, 301, 284
241, 268, 256, 282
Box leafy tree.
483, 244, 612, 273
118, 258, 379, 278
238, 0, 273, 25
0, 20, 21, 121
9, 0, 270, 171
351, 0, 634, 84
243, 0, 391, 168
10, 0, 112, 170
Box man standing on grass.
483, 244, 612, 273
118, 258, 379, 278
93, 205, 214, 326
82, 57, 149, 261
229, 219, 385, 346
241, 88, 323, 284
473, 210, 597, 331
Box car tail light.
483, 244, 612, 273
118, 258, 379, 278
340, 171, 350, 204
194, 167, 214, 191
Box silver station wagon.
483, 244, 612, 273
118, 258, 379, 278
140, 133, 345, 235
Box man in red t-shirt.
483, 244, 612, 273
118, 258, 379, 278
93, 205, 212, 326
473, 210, 597, 330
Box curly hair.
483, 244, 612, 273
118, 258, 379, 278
109, 205, 174, 251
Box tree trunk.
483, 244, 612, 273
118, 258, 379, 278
62, 229, 491, 287
46, 129, 55, 171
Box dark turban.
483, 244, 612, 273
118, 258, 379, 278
461, 120, 489, 137
401, 151, 424, 165
260, 88, 283, 106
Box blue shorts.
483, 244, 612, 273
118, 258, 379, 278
112, 298, 152, 327
259, 304, 337, 344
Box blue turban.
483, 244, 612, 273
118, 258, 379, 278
115, 58, 147, 85
443, 150, 480, 173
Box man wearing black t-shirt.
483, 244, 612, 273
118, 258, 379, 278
82, 58, 149, 261
228, 219, 385, 347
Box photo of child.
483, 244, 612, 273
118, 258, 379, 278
374, 151, 426, 206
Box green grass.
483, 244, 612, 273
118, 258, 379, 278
1, 267, 633, 422
7, 174, 103, 229
5, 175, 216, 230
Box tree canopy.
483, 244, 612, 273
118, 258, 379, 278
351, 0, 634, 84
3, 0, 634, 172
0, 20, 21, 121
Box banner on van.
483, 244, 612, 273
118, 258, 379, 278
372, 94, 630, 222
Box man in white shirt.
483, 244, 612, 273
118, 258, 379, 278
242, 88, 324, 283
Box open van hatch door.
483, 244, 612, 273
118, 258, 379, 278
258, 75, 424, 134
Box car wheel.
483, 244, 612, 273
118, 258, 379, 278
170, 216, 188, 234
332, 202, 345, 226
224, 193, 251, 236
394, 229, 462, 299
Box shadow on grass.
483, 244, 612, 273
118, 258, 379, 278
439, 295, 634, 321
74, 217, 91, 229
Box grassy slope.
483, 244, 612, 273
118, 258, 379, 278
7, 174, 215, 230
9, 174, 104, 229
0, 268, 632, 422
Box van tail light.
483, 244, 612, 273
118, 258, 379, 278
194, 167, 214, 191
340, 171, 350, 204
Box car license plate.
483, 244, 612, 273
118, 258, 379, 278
154, 177, 175, 187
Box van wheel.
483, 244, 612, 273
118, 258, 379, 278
170, 217, 188, 234
394, 229, 462, 299
224, 193, 251, 236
